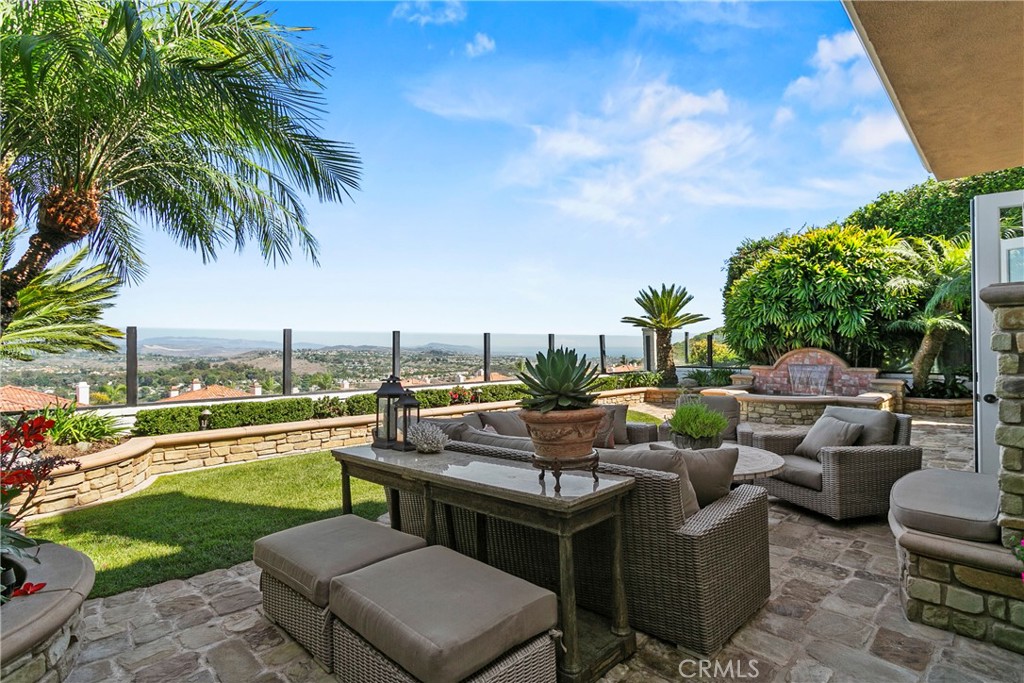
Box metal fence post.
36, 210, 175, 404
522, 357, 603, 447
282, 329, 293, 395
706, 333, 714, 368
483, 333, 491, 382
683, 331, 690, 365
392, 330, 401, 377
548, 334, 555, 353
644, 334, 654, 372
599, 335, 607, 374
126, 326, 138, 407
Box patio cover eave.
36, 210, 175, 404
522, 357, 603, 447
844, 0, 1024, 181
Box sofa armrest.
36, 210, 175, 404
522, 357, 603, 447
676, 484, 768, 540
626, 422, 659, 444
751, 428, 809, 455
820, 445, 923, 485
736, 423, 753, 447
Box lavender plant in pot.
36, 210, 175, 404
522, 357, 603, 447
515, 347, 606, 460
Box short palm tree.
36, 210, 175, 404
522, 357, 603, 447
887, 235, 972, 391
0, 0, 361, 331
0, 229, 122, 361
621, 284, 708, 386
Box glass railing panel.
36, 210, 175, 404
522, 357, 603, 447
398, 331, 485, 387
290, 330, 393, 394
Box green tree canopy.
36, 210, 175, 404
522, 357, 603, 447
0, 0, 361, 330
843, 167, 1024, 239
724, 225, 917, 366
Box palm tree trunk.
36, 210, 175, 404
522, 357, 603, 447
656, 330, 677, 386
0, 172, 14, 233
911, 328, 949, 391
1, 187, 100, 331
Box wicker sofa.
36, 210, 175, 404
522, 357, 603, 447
389, 438, 770, 655
747, 408, 922, 520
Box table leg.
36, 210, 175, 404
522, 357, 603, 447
423, 488, 436, 546
610, 504, 631, 637
475, 512, 488, 564
558, 533, 581, 676
388, 488, 402, 531
341, 463, 352, 515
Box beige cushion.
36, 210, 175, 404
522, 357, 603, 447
890, 469, 1000, 543
795, 416, 864, 461
462, 426, 535, 452
253, 515, 425, 607
775, 455, 823, 491
605, 404, 629, 444
650, 444, 738, 507
698, 395, 740, 441
423, 419, 470, 441
330, 546, 557, 683
598, 446, 700, 519
479, 410, 530, 437
821, 406, 897, 446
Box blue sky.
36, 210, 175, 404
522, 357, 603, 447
104, 1, 930, 339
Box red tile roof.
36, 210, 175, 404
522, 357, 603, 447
0, 385, 72, 412
156, 384, 250, 403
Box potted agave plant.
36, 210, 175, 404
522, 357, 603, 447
515, 347, 606, 461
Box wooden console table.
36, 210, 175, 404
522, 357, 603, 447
333, 445, 637, 683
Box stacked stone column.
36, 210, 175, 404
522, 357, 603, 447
981, 283, 1024, 549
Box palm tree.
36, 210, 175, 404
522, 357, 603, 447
0, 0, 361, 331
0, 229, 122, 361
621, 284, 708, 386
887, 235, 972, 391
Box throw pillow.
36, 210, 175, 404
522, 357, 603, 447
599, 447, 699, 519
478, 410, 530, 437
482, 424, 498, 433
794, 416, 865, 461
593, 409, 615, 449
422, 419, 470, 441
650, 443, 738, 507
820, 406, 897, 446
461, 427, 535, 452
697, 394, 740, 441
604, 404, 629, 445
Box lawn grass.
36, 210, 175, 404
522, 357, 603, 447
627, 409, 662, 425
28, 451, 387, 598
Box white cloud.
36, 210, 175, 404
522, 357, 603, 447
392, 1, 466, 26
771, 106, 794, 128
465, 32, 495, 58
784, 30, 881, 107
839, 112, 909, 154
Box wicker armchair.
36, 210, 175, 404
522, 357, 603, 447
390, 441, 770, 655
748, 412, 922, 520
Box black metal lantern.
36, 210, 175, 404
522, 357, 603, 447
373, 375, 405, 448
396, 390, 421, 451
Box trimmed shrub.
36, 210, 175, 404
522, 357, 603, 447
312, 396, 346, 418
344, 393, 377, 416
409, 388, 453, 409
132, 398, 315, 436
475, 383, 530, 403
592, 372, 662, 391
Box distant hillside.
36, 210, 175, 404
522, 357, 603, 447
139, 336, 324, 357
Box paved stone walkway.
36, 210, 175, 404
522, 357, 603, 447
70, 417, 1024, 683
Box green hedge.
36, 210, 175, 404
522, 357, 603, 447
132, 398, 316, 436
343, 393, 377, 416
592, 371, 662, 390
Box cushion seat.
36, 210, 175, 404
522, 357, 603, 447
890, 469, 1000, 543
774, 455, 823, 491
254, 514, 426, 607
330, 545, 557, 683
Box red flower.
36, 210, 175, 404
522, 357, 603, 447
1, 469, 36, 487
10, 582, 46, 597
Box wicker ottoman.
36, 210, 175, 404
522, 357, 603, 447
329, 545, 558, 682
253, 514, 426, 671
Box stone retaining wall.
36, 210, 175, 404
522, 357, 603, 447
903, 397, 974, 418
27, 390, 656, 518
730, 392, 891, 426
899, 547, 1024, 653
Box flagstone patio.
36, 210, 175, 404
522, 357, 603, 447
66, 416, 1024, 683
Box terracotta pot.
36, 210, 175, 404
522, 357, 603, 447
670, 432, 724, 450
519, 407, 607, 459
